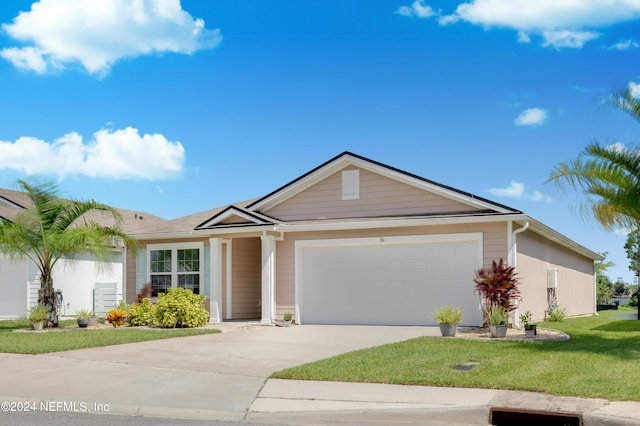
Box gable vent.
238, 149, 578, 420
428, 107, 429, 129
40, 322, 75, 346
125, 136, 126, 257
342, 169, 360, 200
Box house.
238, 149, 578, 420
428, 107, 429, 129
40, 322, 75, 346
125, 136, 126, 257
0, 187, 166, 319
128, 152, 602, 326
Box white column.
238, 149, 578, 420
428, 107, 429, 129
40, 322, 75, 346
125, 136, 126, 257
261, 234, 276, 324
209, 238, 223, 323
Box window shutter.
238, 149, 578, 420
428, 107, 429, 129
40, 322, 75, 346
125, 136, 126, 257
136, 249, 147, 291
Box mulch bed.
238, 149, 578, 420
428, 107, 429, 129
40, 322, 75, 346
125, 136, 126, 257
455, 327, 570, 342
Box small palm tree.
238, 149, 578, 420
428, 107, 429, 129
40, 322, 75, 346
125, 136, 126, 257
0, 179, 135, 327
547, 88, 640, 231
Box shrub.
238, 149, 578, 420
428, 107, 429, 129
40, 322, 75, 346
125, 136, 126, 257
105, 308, 127, 327
486, 305, 507, 325
153, 288, 209, 328
28, 304, 48, 323
136, 283, 154, 304
473, 258, 521, 322
75, 309, 93, 320
128, 298, 156, 326
433, 306, 463, 325
115, 300, 129, 313
548, 306, 567, 322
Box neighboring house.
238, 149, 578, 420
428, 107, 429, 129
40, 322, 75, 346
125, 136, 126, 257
128, 152, 603, 326
0, 187, 165, 319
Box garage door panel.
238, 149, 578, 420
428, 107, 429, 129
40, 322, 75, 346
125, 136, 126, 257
298, 236, 482, 326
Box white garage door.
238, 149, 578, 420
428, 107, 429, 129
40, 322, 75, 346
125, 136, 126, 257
296, 233, 483, 326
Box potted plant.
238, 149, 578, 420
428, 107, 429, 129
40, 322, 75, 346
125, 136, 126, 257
433, 306, 463, 337
519, 310, 536, 337
28, 304, 48, 331
76, 308, 93, 328
283, 312, 293, 324
487, 305, 508, 338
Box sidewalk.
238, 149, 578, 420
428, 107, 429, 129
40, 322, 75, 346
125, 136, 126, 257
244, 379, 640, 425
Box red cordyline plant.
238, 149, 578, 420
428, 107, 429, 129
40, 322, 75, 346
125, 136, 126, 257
473, 258, 521, 315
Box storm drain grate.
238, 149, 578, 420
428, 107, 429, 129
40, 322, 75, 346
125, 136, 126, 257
489, 407, 582, 426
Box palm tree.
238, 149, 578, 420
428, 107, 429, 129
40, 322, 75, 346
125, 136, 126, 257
0, 179, 135, 327
547, 89, 640, 232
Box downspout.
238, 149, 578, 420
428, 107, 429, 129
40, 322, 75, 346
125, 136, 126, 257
511, 221, 529, 328
593, 260, 599, 316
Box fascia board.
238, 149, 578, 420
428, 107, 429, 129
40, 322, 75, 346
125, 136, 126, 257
193, 214, 524, 235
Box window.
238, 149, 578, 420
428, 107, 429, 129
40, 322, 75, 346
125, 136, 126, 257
148, 243, 203, 296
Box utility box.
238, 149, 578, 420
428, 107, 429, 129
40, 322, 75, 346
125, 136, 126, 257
547, 268, 558, 289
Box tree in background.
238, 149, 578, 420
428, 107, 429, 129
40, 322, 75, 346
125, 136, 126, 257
0, 179, 135, 327
596, 252, 615, 304
625, 229, 640, 307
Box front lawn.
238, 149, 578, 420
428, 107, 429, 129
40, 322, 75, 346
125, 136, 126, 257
272, 307, 640, 401
0, 319, 220, 354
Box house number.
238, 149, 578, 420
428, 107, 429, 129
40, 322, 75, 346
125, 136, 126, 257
379, 237, 385, 243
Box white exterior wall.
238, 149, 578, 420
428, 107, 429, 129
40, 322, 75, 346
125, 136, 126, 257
50, 252, 124, 317
0, 251, 124, 319
0, 256, 29, 319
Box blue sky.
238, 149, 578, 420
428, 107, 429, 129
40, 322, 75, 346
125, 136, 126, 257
0, 0, 640, 283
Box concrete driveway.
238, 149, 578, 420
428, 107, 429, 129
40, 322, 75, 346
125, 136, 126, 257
0, 323, 438, 422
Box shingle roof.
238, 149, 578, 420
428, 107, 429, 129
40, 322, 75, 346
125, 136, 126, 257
0, 186, 166, 234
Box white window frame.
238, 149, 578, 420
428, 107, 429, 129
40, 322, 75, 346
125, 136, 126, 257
147, 242, 204, 295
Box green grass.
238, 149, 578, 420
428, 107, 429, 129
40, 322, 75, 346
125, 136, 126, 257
272, 307, 640, 401
0, 319, 220, 354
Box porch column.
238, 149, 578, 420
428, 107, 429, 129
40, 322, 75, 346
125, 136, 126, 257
209, 238, 223, 323
261, 234, 276, 324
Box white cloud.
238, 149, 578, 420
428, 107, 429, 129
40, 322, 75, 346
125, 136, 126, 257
396, 0, 640, 49
488, 181, 553, 203
541, 30, 599, 49
395, 1, 435, 18
609, 39, 640, 50
629, 81, 640, 98
0, 0, 221, 76
606, 142, 626, 154
515, 108, 548, 126
517, 31, 531, 43
0, 127, 185, 180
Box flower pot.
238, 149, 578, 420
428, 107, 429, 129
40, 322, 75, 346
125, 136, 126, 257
77, 319, 89, 328
88, 316, 97, 326
439, 323, 457, 337
525, 327, 536, 338
489, 324, 507, 338
32, 321, 44, 331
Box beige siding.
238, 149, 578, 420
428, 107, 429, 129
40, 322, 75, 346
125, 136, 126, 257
125, 246, 138, 304
264, 167, 483, 221
231, 238, 261, 319
516, 230, 595, 321
274, 222, 508, 315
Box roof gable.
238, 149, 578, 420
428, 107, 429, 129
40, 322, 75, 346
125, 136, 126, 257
195, 206, 273, 229
247, 151, 520, 218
